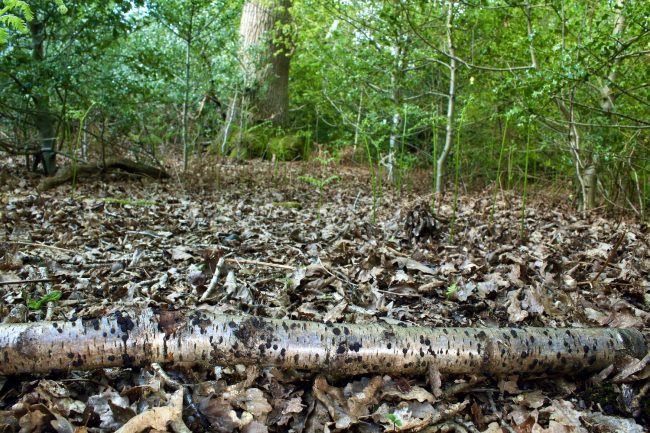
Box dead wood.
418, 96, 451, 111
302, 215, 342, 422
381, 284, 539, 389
0, 309, 646, 377
37, 157, 170, 190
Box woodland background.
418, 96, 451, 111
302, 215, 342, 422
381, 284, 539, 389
0, 1, 650, 433
0, 0, 648, 214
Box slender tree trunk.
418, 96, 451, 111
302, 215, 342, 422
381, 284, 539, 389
182, 5, 195, 172
435, 3, 457, 195
590, 0, 626, 211
30, 20, 57, 175
239, 0, 292, 126
0, 308, 645, 376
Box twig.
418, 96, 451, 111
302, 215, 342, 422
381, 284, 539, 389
2, 241, 76, 254
225, 258, 294, 270
0, 278, 53, 286
151, 363, 183, 390
200, 256, 227, 302
39, 267, 55, 321
588, 230, 626, 285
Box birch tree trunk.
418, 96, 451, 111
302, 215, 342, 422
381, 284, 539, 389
435, 2, 456, 195
239, 0, 292, 126
0, 308, 645, 377
181, 4, 195, 172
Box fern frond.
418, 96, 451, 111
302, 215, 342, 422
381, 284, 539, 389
0, 27, 8, 45
0, 14, 29, 34
3, 0, 33, 21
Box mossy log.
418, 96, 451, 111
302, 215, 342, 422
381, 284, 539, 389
0, 308, 646, 376
37, 157, 170, 190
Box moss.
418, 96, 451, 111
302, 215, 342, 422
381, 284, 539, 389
268, 134, 304, 161
225, 126, 304, 161
100, 197, 157, 206
227, 128, 267, 159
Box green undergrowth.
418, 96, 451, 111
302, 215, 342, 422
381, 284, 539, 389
223, 125, 305, 161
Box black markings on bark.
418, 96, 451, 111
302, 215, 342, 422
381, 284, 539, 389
122, 353, 134, 367
115, 311, 135, 333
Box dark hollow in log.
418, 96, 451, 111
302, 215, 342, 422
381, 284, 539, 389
0, 308, 646, 376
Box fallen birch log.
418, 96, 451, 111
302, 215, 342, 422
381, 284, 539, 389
0, 308, 646, 376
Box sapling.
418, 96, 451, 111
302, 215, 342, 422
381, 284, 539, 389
521, 120, 532, 238
449, 99, 471, 243
70, 102, 95, 191
490, 114, 510, 226
299, 174, 339, 223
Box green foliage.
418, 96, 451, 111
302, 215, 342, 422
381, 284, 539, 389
446, 282, 459, 299
27, 291, 62, 310
0, 0, 33, 44
385, 413, 403, 428
0, 0, 646, 215
298, 174, 339, 190
269, 134, 304, 161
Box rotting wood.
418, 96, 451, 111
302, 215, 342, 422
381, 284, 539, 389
37, 157, 170, 190
0, 308, 645, 376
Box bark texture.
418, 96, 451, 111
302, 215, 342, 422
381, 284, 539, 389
30, 19, 57, 175
239, 0, 291, 126
0, 308, 645, 376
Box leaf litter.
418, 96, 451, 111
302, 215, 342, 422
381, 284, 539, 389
0, 156, 649, 432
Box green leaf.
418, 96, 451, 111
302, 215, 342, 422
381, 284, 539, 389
446, 282, 458, 299
0, 14, 29, 33
28, 291, 63, 310
386, 413, 403, 427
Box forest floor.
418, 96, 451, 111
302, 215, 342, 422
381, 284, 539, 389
0, 155, 649, 433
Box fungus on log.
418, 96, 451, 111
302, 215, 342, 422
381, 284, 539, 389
0, 308, 646, 376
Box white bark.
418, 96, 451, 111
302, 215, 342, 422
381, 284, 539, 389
435, 2, 457, 195
0, 308, 645, 376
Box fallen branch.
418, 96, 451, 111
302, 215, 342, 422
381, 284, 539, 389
0, 308, 645, 376
37, 157, 170, 190
0, 278, 53, 286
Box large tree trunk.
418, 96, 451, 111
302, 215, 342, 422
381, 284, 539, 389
0, 308, 645, 376
30, 20, 57, 175
239, 0, 292, 126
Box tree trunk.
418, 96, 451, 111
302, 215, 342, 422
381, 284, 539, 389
0, 308, 645, 376
239, 0, 292, 126
30, 20, 57, 175
435, 2, 457, 195
182, 4, 195, 172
